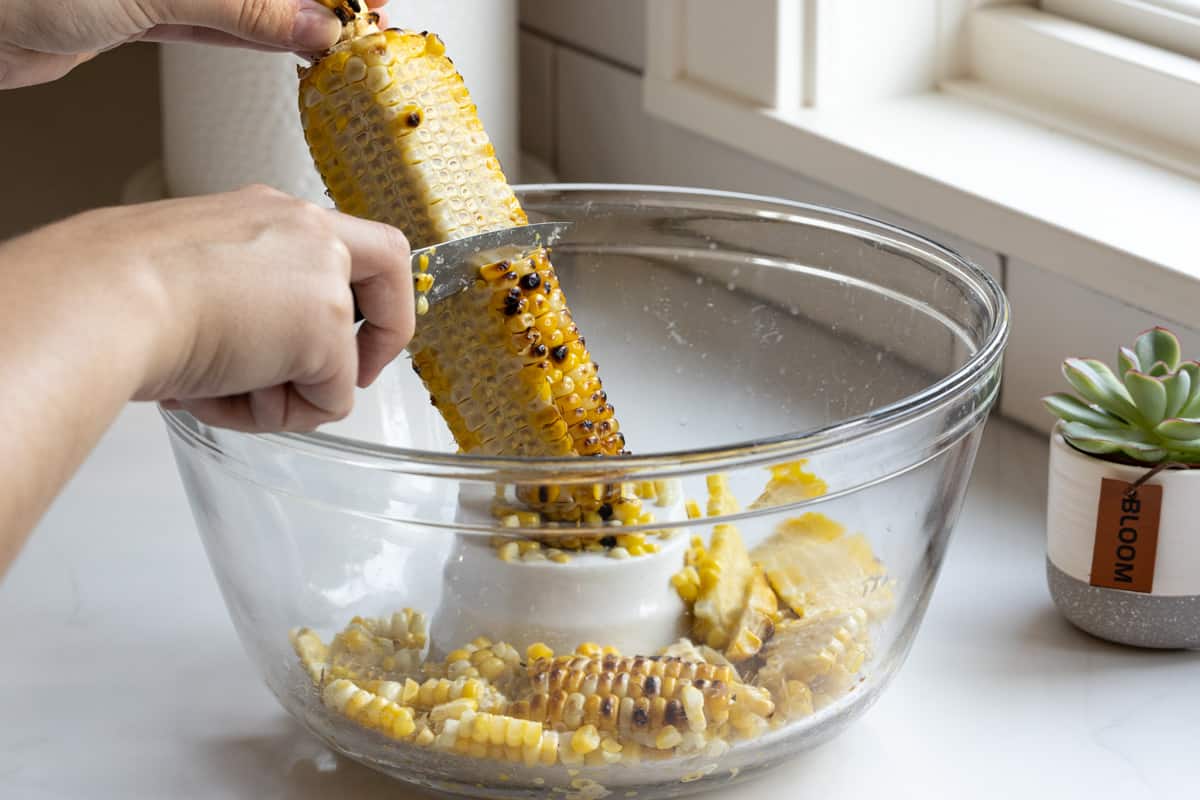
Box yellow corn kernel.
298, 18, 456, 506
571, 724, 601, 755
575, 642, 603, 658
526, 642, 554, 663
685, 500, 702, 520
654, 725, 683, 750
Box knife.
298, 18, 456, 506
353, 221, 574, 322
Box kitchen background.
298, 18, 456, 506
1, 0, 1196, 437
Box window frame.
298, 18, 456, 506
1042, 0, 1200, 60
641, 0, 1200, 327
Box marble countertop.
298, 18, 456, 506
3, 405, 1197, 799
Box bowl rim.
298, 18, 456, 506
162, 183, 1011, 474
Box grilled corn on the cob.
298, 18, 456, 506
299, 5, 631, 514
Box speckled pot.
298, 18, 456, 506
1047, 428, 1200, 649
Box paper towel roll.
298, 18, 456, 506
160, 0, 518, 204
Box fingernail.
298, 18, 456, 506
292, 5, 342, 51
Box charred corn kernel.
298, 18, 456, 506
571, 724, 601, 755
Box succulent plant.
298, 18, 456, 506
1044, 327, 1200, 464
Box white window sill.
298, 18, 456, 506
643, 78, 1200, 325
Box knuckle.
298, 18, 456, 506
237, 0, 280, 38
242, 183, 285, 200
378, 223, 412, 265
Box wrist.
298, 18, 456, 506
8, 208, 176, 404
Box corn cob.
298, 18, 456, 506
434, 710, 560, 766
323, 678, 421, 741
516, 654, 774, 745
527, 654, 737, 685
299, 4, 634, 525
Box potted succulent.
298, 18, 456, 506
1043, 327, 1200, 648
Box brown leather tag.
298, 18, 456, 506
1090, 478, 1163, 593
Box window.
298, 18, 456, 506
1043, 0, 1200, 59
642, 0, 1200, 325
956, 1, 1200, 177
646, 0, 1200, 176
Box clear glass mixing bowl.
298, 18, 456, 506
164, 185, 1009, 798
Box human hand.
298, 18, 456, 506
0, 0, 388, 89
7, 185, 413, 432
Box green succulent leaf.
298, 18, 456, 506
1042, 393, 1125, 428
1062, 359, 1141, 424
1156, 417, 1200, 442
1179, 362, 1200, 417
1147, 360, 1172, 378
1061, 422, 1168, 462
1123, 371, 1168, 426
1135, 327, 1181, 372
1163, 370, 1192, 419
1118, 347, 1141, 376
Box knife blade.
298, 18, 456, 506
352, 222, 574, 322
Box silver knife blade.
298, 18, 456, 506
412, 221, 574, 308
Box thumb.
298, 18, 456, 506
146, 0, 342, 52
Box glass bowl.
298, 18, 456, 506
164, 185, 1009, 798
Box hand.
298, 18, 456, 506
7, 184, 413, 432
0, 0, 388, 89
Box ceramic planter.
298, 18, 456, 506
1046, 427, 1200, 648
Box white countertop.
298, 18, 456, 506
3, 405, 1197, 799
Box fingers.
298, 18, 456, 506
139, 25, 295, 52
145, 0, 342, 52
325, 211, 415, 387
179, 382, 352, 433
0, 46, 92, 90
